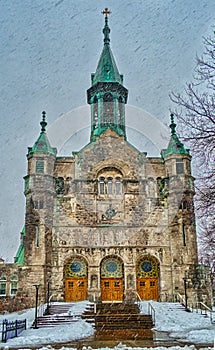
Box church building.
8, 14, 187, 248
1, 10, 210, 311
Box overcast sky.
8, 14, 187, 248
0, 0, 214, 261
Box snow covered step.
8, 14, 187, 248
32, 301, 93, 328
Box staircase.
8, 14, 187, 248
34, 301, 154, 340
34, 303, 79, 328
90, 303, 154, 340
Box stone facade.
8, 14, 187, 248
0, 13, 212, 313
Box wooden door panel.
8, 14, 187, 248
137, 277, 158, 301
65, 278, 87, 302
101, 278, 123, 301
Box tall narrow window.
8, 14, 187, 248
103, 93, 114, 125
182, 223, 186, 246
107, 177, 113, 194
93, 96, 98, 128
118, 96, 124, 130
99, 177, 105, 194
0, 277, 7, 295
176, 159, 184, 174
36, 224, 40, 247
36, 160, 44, 174
115, 177, 121, 195
10, 276, 18, 295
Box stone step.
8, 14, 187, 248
95, 303, 140, 314
95, 329, 153, 340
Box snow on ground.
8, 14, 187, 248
0, 301, 214, 349
140, 302, 215, 344
0, 301, 94, 348
24, 345, 214, 350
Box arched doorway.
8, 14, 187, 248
136, 255, 159, 301
64, 257, 88, 302
100, 257, 124, 302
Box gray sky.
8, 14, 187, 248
0, 0, 214, 261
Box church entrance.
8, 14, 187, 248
65, 278, 87, 302
64, 257, 87, 302
136, 256, 159, 301
100, 257, 124, 302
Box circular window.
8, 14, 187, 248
141, 261, 152, 272
70, 261, 82, 273
106, 261, 117, 272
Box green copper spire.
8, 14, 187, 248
14, 226, 25, 264
91, 8, 123, 85
87, 9, 128, 141
161, 113, 190, 157
28, 111, 57, 155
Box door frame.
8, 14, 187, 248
136, 255, 160, 301
64, 256, 88, 302
100, 256, 124, 302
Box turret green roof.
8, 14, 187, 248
28, 111, 57, 156
161, 114, 190, 158
92, 11, 123, 85
14, 226, 25, 264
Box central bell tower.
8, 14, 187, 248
87, 8, 128, 141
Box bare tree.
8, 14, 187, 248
170, 32, 215, 274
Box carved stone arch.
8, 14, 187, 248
90, 158, 137, 179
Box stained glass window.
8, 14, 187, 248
137, 256, 159, 278
65, 258, 87, 278
101, 258, 123, 278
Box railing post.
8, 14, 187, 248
15, 320, 18, 337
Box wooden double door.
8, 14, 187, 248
65, 278, 87, 302
101, 278, 123, 301
137, 277, 159, 301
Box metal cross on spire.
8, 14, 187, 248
102, 8, 111, 19
102, 8, 111, 45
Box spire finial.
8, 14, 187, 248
170, 113, 176, 135
102, 8, 111, 45
40, 111, 47, 133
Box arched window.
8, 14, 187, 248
107, 177, 113, 194
97, 168, 123, 195
10, 276, 18, 295
99, 177, 105, 194
0, 277, 7, 295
